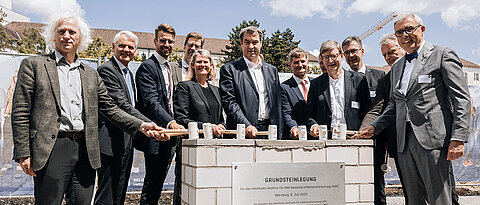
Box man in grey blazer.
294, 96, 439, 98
12, 14, 163, 205
360, 13, 470, 204
173, 32, 204, 85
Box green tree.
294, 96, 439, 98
169, 47, 183, 63
0, 9, 12, 51
221, 19, 265, 63
133, 52, 147, 62
18, 27, 46, 54
263, 28, 300, 73
79, 36, 111, 58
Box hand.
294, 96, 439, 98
447, 140, 464, 160
309, 125, 319, 137
290, 127, 299, 139
139, 122, 162, 137
169, 121, 186, 137
353, 126, 375, 139
19, 157, 36, 177
245, 125, 258, 138
212, 124, 226, 137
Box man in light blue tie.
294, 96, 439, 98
95, 30, 153, 205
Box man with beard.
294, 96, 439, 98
135, 24, 185, 205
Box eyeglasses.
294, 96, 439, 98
395, 25, 421, 37
321, 54, 341, 60
157, 38, 175, 44
344, 48, 360, 56
186, 43, 201, 49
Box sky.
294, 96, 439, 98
10, 0, 480, 67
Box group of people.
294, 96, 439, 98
11, 11, 470, 205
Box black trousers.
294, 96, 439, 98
140, 147, 176, 205
94, 147, 134, 205
34, 137, 95, 205
173, 139, 182, 205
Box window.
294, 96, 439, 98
475, 73, 479, 81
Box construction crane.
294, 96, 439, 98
359, 12, 398, 40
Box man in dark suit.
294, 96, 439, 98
135, 24, 185, 205
220, 26, 283, 139
95, 31, 152, 205
12, 14, 162, 205
342, 36, 387, 204
361, 13, 470, 204
173, 32, 204, 85
281, 48, 314, 139
307, 40, 371, 138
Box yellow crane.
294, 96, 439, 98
359, 12, 398, 40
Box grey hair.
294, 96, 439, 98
239, 26, 263, 43
394, 13, 424, 27
42, 12, 92, 52
379, 33, 399, 47
320, 40, 342, 55
113, 30, 138, 47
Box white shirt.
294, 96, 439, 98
329, 69, 346, 129
398, 40, 425, 95
55, 50, 83, 131
181, 58, 189, 81
357, 64, 367, 74
153, 51, 173, 101
243, 56, 270, 120
292, 75, 310, 100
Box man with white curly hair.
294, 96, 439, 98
11, 13, 165, 204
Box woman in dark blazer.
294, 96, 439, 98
174, 49, 225, 137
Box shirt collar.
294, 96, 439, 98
153, 51, 168, 65
328, 68, 345, 83
182, 58, 189, 68
357, 64, 366, 74
113, 56, 127, 70
293, 75, 309, 85
55, 50, 81, 67
243, 56, 261, 69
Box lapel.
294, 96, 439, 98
406, 41, 434, 95
151, 55, 168, 100
289, 77, 304, 102
44, 53, 61, 112
211, 84, 222, 110
321, 74, 331, 111
239, 58, 258, 96
261, 63, 271, 94
78, 63, 89, 119
392, 59, 407, 98
110, 57, 133, 100
192, 81, 210, 113
344, 70, 354, 111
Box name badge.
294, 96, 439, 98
370, 91, 376, 98
418, 75, 432, 84
351, 101, 360, 109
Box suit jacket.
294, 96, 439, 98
281, 76, 315, 139
365, 66, 386, 101
135, 55, 179, 154
172, 60, 183, 87
372, 41, 471, 152
174, 80, 224, 129
97, 57, 150, 157
12, 53, 143, 170
306, 69, 371, 132
219, 58, 284, 139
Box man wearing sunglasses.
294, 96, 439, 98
360, 13, 469, 204
135, 24, 185, 205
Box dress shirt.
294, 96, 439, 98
292, 75, 310, 100
398, 40, 425, 95
55, 50, 84, 132
243, 56, 270, 120
153, 51, 173, 106
329, 70, 346, 129
181, 59, 189, 81
357, 64, 366, 74
114, 56, 135, 107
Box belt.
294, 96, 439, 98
58, 131, 84, 140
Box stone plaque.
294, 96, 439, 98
232, 162, 345, 205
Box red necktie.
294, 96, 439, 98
301, 80, 308, 103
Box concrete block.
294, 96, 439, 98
189, 147, 216, 167
358, 147, 373, 165
195, 167, 231, 188
292, 148, 326, 162
327, 147, 358, 165
326, 139, 373, 146
182, 165, 185, 182
345, 166, 374, 184
182, 146, 189, 165
255, 148, 291, 163
255, 139, 325, 149
345, 184, 359, 203
181, 183, 189, 203
359, 184, 374, 202
183, 139, 255, 146
217, 188, 231, 205
217, 147, 254, 166
185, 166, 194, 186
190, 188, 216, 205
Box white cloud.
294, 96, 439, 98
309, 49, 320, 57
260, 0, 345, 19
13, 0, 84, 20
260, 0, 480, 28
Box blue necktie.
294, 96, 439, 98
123, 67, 135, 107
405, 51, 418, 63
